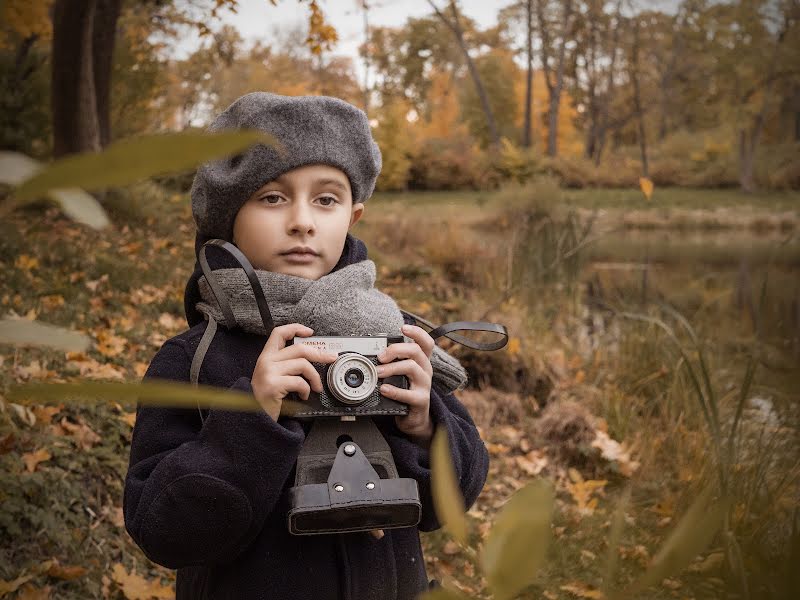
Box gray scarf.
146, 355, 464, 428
195, 260, 468, 395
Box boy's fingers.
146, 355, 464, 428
276, 343, 338, 365
264, 323, 313, 353
376, 358, 427, 384
379, 343, 431, 374
401, 324, 435, 357
276, 358, 323, 392
277, 375, 312, 401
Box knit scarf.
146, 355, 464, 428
194, 259, 468, 395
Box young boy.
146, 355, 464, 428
123, 92, 489, 600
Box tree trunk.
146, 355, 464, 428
52, 0, 101, 158
738, 129, 756, 193
737, 11, 787, 193
631, 17, 648, 178
427, 0, 500, 147
522, 0, 533, 148
92, 0, 122, 148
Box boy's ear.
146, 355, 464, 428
349, 202, 365, 228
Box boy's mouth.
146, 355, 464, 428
281, 246, 319, 256
280, 246, 319, 264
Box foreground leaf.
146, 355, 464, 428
0, 151, 109, 228
431, 426, 468, 544
613, 486, 726, 599
481, 479, 555, 600
0, 318, 91, 352
13, 130, 277, 201
8, 380, 308, 416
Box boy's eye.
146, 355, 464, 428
316, 195, 339, 206
260, 194, 284, 204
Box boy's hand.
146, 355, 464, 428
251, 323, 338, 421
375, 324, 435, 446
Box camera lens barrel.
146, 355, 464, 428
327, 353, 378, 405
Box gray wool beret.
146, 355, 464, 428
190, 91, 382, 241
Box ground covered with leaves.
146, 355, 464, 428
1, 182, 798, 599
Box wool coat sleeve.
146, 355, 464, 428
123, 338, 305, 569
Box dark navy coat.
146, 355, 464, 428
123, 234, 489, 600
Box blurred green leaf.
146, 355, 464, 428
431, 426, 469, 544
8, 378, 307, 416
0, 318, 91, 352
0, 152, 109, 228
48, 187, 110, 229
481, 479, 554, 600
12, 130, 278, 201
9, 380, 258, 410
614, 486, 726, 600
0, 151, 40, 185
8, 380, 307, 416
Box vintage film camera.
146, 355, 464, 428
193, 240, 508, 536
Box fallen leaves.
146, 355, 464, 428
591, 430, 640, 477
111, 563, 174, 600
94, 330, 128, 358
22, 447, 51, 472
14, 360, 58, 382
514, 450, 548, 476
50, 416, 102, 450
561, 582, 605, 599
66, 351, 127, 380
565, 469, 607, 516
0, 559, 88, 597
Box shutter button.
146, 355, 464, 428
343, 444, 356, 456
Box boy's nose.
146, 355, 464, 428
288, 200, 315, 234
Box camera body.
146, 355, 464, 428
286, 334, 410, 419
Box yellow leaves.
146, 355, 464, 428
506, 336, 521, 357
15, 254, 39, 270
111, 563, 174, 600
561, 582, 605, 599
157, 312, 183, 332
485, 442, 510, 456
591, 431, 640, 477
0, 0, 53, 47
15, 583, 51, 599
51, 416, 101, 450
22, 448, 51, 472
129, 284, 169, 305
0, 558, 85, 597
40, 295, 64, 310
94, 329, 128, 358
566, 469, 607, 516
66, 352, 127, 380
14, 360, 58, 382
304, 0, 338, 56
44, 560, 87, 581
119, 411, 137, 428
638, 177, 654, 200
0, 574, 34, 596
514, 450, 548, 476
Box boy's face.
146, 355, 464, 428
232, 164, 365, 280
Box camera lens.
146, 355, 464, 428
345, 368, 365, 388
327, 353, 378, 405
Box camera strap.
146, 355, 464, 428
399, 310, 508, 352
